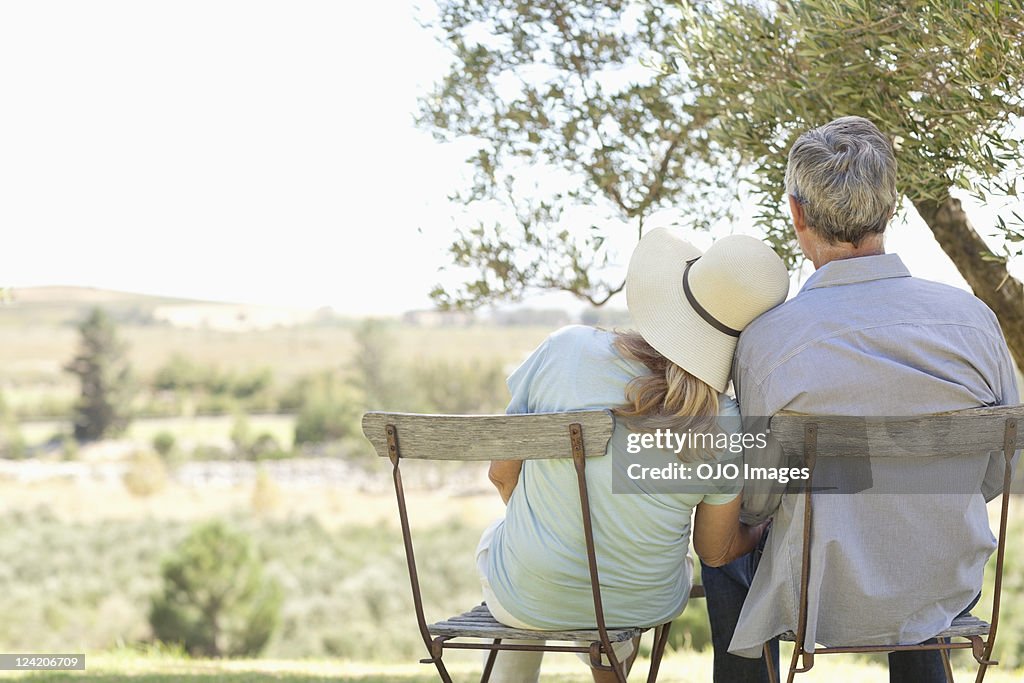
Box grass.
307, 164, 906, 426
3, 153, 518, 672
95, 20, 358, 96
2, 649, 1022, 683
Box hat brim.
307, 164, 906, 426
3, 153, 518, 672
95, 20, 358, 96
625, 229, 738, 393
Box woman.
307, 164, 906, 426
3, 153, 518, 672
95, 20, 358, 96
477, 229, 790, 682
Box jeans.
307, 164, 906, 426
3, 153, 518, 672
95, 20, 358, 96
700, 531, 980, 683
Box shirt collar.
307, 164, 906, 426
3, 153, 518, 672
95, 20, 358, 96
800, 253, 911, 292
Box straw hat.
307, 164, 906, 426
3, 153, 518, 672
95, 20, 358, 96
625, 229, 790, 392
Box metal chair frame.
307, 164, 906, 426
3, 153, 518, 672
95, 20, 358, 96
766, 408, 1021, 683
362, 410, 674, 683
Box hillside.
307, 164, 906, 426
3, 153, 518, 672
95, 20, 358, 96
0, 286, 324, 331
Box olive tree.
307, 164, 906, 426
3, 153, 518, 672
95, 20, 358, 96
674, 0, 1024, 367
421, 0, 1024, 366
419, 1, 740, 309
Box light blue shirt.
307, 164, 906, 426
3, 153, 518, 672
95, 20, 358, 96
485, 325, 739, 629
728, 253, 1019, 656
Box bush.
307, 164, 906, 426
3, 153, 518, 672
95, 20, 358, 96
59, 434, 79, 461
289, 372, 362, 446
149, 521, 282, 657
409, 359, 508, 414
122, 452, 168, 497
251, 469, 282, 517
152, 432, 176, 458
250, 433, 289, 461
0, 423, 28, 460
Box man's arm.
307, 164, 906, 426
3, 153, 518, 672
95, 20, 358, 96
982, 337, 1021, 501
733, 358, 787, 524
489, 460, 523, 504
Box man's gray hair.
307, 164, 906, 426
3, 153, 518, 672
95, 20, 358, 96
784, 116, 897, 245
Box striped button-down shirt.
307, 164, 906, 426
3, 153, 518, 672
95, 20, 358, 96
729, 253, 1019, 657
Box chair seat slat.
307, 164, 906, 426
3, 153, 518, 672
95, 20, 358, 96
777, 614, 991, 643
428, 604, 645, 642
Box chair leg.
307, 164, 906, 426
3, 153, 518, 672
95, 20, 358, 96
432, 657, 454, 683
764, 642, 778, 683
938, 638, 954, 683
624, 635, 641, 677
480, 638, 501, 683
646, 623, 672, 683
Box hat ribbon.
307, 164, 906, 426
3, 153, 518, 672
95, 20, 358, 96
682, 258, 742, 338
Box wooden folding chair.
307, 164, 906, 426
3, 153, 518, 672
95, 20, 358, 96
361, 410, 675, 683
765, 405, 1022, 683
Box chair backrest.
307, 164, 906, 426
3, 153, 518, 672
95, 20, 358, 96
361, 410, 614, 461
769, 405, 1024, 460
360, 409, 624, 668
768, 404, 1023, 672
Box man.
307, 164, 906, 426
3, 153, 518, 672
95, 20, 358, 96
702, 116, 1019, 682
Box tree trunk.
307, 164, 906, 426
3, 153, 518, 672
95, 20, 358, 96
912, 194, 1024, 372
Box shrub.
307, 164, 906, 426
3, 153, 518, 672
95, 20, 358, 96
149, 521, 282, 657
251, 469, 282, 517
59, 434, 79, 461
0, 423, 28, 460
152, 432, 176, 459
153, 354, 207, 392
409, 359, 508, 414
230, 414, 253, 458
289, 372, 362, 446
250, 433, 289, 461
122, 452, 168, 497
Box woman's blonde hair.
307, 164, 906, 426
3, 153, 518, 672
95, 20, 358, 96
612, 330, 721, 462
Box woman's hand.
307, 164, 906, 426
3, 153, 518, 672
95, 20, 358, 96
488, 460, 523, 505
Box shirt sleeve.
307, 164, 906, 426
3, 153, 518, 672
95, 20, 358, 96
733, 360, 787, 524
982, 331, 1021, 501
505, 335, 552, 415
699, 395, 742, 505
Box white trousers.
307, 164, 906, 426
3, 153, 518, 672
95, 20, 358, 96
475, 520, 635, 683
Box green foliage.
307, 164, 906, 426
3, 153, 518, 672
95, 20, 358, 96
150, 521, 282, 657
0, 395, 28, 458
968, 504, 1024, 669
59, 433, 79, 461
419, 1, 738, 309
152, 431, 177, 459
669, 563, 711, 652
0, 510, 484, 659
153, 354, 276, 414
65, 307, 135, 441
0, 423, 28, 459
673, 0, 1024, 262
290, 371, 363, 446
3, 507, 1024, 667
409, 359, 509, 414
350, 320, 404, 410
422, 0, 1024, 336
230, 413, 254, 456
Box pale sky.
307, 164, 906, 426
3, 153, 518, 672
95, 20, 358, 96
1, 1, 1021, 315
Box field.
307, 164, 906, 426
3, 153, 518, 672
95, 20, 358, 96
1, 288, 1023, 682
